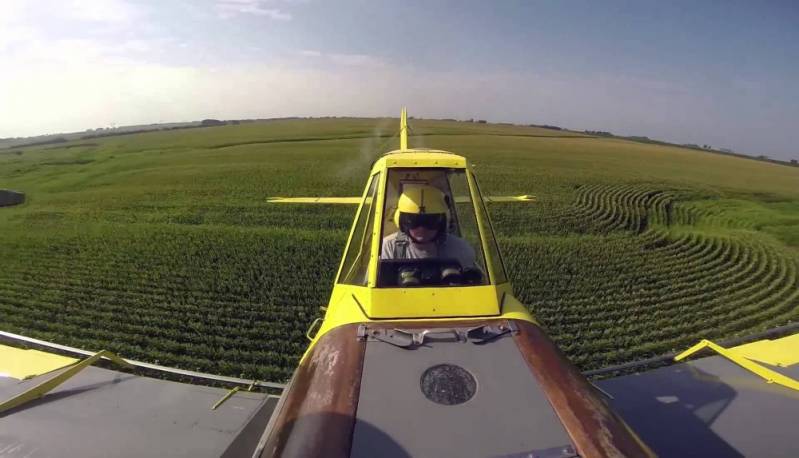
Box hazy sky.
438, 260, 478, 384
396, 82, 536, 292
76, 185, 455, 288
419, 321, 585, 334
1, 0, 798, 160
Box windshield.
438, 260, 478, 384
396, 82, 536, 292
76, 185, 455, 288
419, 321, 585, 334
338, 172, 380, 285
377, 168, 489, 287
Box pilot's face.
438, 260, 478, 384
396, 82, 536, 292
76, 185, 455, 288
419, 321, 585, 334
409, 225, 439, 243
401, 212, 444, 244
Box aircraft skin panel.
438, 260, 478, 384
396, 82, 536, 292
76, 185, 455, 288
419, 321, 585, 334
351, 325, 572, 457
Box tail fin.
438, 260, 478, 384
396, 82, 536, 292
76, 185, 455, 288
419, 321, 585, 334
400, 107, 408, 150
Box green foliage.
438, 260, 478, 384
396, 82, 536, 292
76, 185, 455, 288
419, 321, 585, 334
1, 118, 798, 380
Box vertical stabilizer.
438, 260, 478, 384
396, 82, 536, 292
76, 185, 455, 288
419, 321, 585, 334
400, 107, 408, 150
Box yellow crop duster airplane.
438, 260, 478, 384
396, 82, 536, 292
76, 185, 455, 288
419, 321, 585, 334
258, 108, 654, 457
1, 109, 798, 457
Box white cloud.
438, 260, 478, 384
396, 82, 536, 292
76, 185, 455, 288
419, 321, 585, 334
0, 1, 42, 51
0, 0, 143, 29
0, 0, 151, 60
0, 23, 37, 52
67, 0, 143, 23
215, 0, 292, 20
297, 49, 387, 68
328, 53, 385, 67
120, 39, 152, 53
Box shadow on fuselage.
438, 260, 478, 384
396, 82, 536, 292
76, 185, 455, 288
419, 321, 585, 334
257, 412, 411, 458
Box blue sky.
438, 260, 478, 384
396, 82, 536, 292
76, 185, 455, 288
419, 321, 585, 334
1, 0, 797, 160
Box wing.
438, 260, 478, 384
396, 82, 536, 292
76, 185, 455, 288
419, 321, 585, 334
266, 197, 363, 204
0, 331, 283, 457
482, 194, 536, 203
267, 195, 536, 204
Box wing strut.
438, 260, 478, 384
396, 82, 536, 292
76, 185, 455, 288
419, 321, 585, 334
675, 338, 799, 392
0, 350, 132, 414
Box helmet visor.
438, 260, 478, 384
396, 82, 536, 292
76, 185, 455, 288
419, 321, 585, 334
400, 212, 444, 230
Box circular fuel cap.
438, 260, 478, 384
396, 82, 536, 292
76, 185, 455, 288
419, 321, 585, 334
420, 364, 476, 405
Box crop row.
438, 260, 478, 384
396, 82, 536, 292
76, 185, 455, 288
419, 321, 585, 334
2, 181, 797, 378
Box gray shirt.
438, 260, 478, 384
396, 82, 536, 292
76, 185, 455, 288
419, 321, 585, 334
381, 232, 477, 269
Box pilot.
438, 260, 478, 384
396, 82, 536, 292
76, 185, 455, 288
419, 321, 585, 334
381, 184, 477, 271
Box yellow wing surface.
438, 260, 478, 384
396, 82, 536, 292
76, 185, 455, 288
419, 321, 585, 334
675, 333, 799, 392
267, 197, 363, 204
267, 195, 535, 204
0, 345, 77, 380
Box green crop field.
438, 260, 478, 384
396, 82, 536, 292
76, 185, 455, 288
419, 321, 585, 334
1, 118, 798, 381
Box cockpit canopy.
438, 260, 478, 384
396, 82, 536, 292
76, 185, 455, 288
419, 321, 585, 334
337, 164, 507, 289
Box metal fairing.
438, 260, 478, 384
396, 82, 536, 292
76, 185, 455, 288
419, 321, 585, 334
350, 323, 573, 457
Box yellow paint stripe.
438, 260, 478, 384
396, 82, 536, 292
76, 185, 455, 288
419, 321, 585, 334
0, 344, 77, 380
730, 333, 799, 367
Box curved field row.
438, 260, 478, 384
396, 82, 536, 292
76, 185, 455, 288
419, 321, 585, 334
503, 183, 799, 369
556, 249, 791, 336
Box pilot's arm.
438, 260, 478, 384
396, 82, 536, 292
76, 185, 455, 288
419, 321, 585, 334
446, 235, 478, 271
460, 242, 478, 271
381, 235, 396, 260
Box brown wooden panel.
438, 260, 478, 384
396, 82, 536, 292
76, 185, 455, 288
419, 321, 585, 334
512, 320, 655, 458
259, 324, 366, 457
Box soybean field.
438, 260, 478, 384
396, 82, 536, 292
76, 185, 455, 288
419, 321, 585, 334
1, 118, 798, 381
